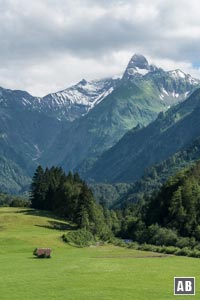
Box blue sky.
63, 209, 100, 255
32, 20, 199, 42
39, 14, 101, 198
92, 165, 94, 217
193, 63, 200, 68
0, 0, 200, 96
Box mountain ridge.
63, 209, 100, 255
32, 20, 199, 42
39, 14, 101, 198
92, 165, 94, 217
1, 53, 200, 194
82, 88, 200, 183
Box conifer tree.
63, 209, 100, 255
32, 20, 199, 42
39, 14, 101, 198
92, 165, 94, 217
30, 165, 46, 209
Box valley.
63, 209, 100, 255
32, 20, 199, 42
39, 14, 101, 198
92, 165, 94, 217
0, 207, 199, 300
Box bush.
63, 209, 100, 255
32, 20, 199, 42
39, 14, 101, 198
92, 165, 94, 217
63, 229, 95, 247
10, 197, 30, 208
108, 238, 200, 258
175, 247, 192, 256
189, 250, 200, 258
161, 246, 178, 254
127, 242, 139, 249
193, 243, 200, 251
147, 225, 178, 246
108, 237, 127, 247
138, 243, 157, 252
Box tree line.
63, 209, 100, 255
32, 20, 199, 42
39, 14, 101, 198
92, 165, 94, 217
120, 160, 200, 249
30, 161, 200, 253
30, 166, 120, 240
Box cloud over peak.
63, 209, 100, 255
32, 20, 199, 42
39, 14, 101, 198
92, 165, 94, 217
0, 0, 200, 95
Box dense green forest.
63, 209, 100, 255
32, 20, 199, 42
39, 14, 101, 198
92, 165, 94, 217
145, 161, 200, 238
30, 166, 121, 241
107, 136, 200, 209
90, 182, 132, 208
28, 162, 200, 256
120, 161, 200, 250
64, 131, 200, 210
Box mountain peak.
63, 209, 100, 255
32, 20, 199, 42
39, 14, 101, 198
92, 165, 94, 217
129, 54, 149, 69
78, 78, 87, 86
122, 53, 157, 80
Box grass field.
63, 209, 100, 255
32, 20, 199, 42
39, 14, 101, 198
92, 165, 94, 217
0, 207, 198, 300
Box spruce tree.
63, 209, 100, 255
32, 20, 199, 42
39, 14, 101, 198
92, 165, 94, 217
30, 165, 46, 209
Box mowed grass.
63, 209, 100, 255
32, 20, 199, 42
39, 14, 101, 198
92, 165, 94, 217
0, 207, 199, 300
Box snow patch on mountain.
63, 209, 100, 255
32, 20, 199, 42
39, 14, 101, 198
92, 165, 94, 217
1, 53, 200, 123
32, 144, 43, 161
162, 88, 169, 96
127, 67, 149, 76
122, 54, 159, 80
169, 69, 186, 79
41, 77, 118, 116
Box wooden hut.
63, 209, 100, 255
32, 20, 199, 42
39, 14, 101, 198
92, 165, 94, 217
33, 248, 51, 258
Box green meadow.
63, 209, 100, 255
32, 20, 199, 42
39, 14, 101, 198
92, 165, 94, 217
0, 207, 198, 300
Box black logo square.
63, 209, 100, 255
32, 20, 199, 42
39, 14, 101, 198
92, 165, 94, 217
174, 277, 195, 295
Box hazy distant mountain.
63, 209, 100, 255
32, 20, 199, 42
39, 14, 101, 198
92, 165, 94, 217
0, 77, 119, 192
0, 87, 68, 193
115, 136, 200, 208
83, 88, 200, 183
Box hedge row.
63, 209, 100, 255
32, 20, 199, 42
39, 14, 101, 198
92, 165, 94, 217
109, 238, 200, 258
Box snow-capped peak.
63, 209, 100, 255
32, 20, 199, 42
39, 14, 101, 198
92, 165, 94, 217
78, 78, 88, 86
129, 54, 149, 70
39, 77, 119, 120
168, 69, 199, 85
168, 69, 187, 79
122, 53, 158, 80
3, 53, 200, 123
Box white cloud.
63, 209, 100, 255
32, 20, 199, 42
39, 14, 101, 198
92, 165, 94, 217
0, 0, 200, 95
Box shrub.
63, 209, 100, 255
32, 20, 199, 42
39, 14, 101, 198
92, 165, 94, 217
189, 250, 200, 258
176, 237, 197, 248
127, 242, 139, 249
108, 237, 127, 247
175, 247, 192, 256
161, 246, 178, 254
139, 243, 156, 252
10, 198, 30, 207
193, 243, 200, 251
147, 225, 178, 246
63, 229, 95, 247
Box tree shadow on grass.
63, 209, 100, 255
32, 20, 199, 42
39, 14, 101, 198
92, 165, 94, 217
17, 209, 77, 230
35, 220, 77, 231
17, 209, 58, 219
18, 209, 71, 222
